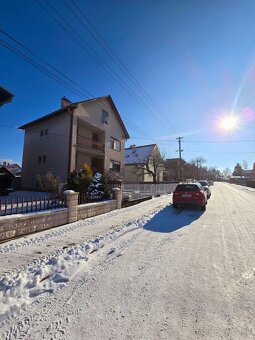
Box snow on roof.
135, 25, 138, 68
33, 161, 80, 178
125, 144, 156, 165
0, 163, 21, 177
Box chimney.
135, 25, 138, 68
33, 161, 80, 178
61, 96, 72, 108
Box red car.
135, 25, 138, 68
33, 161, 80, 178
173, 183, 207, 211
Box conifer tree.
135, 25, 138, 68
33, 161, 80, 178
88, 172, 110, 200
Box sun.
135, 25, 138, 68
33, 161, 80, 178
218, 115, 239, 131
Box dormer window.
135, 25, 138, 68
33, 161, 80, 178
102, 110, 109, 124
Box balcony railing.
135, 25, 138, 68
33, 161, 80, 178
77, 135, 105, 153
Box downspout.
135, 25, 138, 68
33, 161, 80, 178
67, 109, 74, 175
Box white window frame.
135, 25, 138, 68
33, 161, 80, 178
110, 137, 121, 151
109, 160, 121, 172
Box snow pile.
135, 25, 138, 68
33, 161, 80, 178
0, 206, 164, 322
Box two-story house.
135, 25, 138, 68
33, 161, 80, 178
19, 95, 129, 189
124, 144, 164, 183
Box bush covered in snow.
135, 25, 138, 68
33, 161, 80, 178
87, 172, 110, 200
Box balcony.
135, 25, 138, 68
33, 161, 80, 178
76, 135, 105, 155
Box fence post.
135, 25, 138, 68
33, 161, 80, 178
64, 190, 79, 223
112, 187, 122, 209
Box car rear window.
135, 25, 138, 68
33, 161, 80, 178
175, 184, 199, 191
198, 181, 208, 186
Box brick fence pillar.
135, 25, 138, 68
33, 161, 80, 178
64, 190, 79, 223
112, 187, 122, 209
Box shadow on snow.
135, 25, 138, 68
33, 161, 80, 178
143, 204, 204, 233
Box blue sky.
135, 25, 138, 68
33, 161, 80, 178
0, 0, 255, 171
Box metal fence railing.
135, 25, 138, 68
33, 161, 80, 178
0, 195, 66, 217
78, 193, 110, 205
123, 183, 178, 197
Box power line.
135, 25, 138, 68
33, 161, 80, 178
0, 25, 253, 151
0, 27, 155, 139
35, 0, 169, 128
62, 0, 173, 127
129, 136, 255, 143
1, 125, 254, 156
184, 140, 255, 143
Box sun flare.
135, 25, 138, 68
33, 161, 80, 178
218, 115, 239, 131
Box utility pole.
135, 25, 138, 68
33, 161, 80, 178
176, 137, 183, 182
196, 160, 199, 179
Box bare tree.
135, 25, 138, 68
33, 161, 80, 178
132, 150, 165, 183
222, 167, 231, 178
164, 158, 186, 181
191, 157, 207, 179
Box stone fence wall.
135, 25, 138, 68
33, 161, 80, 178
0, 209, 68, 242
0, 189, 122, 243
122, 196, 152, 208
78, 201, 117, 220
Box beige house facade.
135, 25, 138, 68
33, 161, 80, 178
20, 96, 129, 189
124, 144, 164, 183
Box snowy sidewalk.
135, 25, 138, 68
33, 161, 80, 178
0, 195, 171, 277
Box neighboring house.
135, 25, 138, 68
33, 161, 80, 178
242, 169, 254, 180
19, 96, 129, 189
124, 144, 164, 183
163, 158, 186, 181
0, 86, 14, 107
0, 163, 21, 190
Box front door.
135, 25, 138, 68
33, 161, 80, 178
91, 158, 104, 174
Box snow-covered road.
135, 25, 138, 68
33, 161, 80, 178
1, 183, 255, 339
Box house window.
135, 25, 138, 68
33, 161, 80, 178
38, 156, 41, 163
43, 155, 46, 163
110, 160, 121, 172
40, 130, 43, 137
110, 137, 121, 151
44, 128, 48, 136
102, 110, 109, 124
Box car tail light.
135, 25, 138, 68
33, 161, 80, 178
195, 190, 204, 196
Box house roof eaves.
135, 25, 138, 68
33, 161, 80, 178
18, 104, 77, 130
125, 143, 156, 150
18, 96, 129, 139
125, 162, 144, 166
105, 95, 130, 139
75, 95, 129, 139
0, 86, 14, 106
